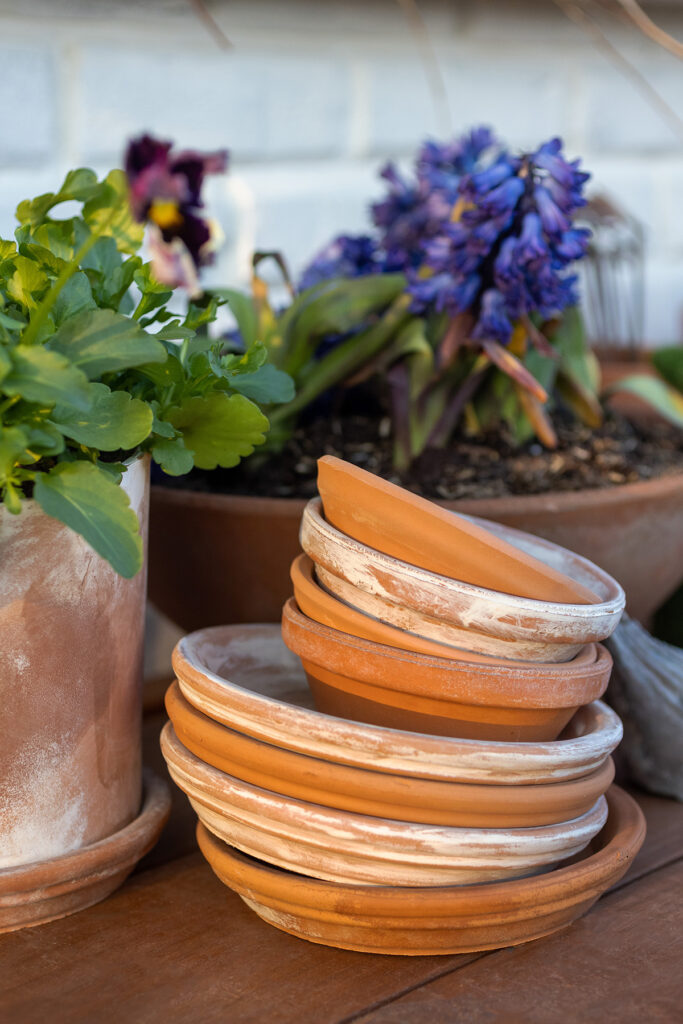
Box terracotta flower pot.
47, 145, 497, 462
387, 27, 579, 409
317, 456, 594, 604
161, 723, 608, 886
0, 457, 168, 928
295, 553, 576, 662
165, 681, 614, 828
301, 499, 625, 661
148, 471, 683, 629
196, 784, 645, 955
282, 599, 612, 741
173, 625, 623, 783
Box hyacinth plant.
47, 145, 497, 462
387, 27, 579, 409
0, 135, 292, 576
225, 127, 613, 467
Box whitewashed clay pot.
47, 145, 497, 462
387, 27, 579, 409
161, 723, 608, 886
173, 625, 623, 783
196, 786, 646, 955
166, 681, 615, 828
0, 456, 169, 931
300, 498, 625, 656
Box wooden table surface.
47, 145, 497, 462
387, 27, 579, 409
2, 710, 682, 1024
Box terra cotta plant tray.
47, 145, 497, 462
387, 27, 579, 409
195, 784, 645, 955
165, 681, 615, 828
161, 723, 608, 886
0, 770, 170, 934
301, 498, 625, 654
172, 625, 623, 783
282, 599, 612, 741
317, 455, 596, 605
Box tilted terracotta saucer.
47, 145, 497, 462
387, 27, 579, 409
166, 682, 614, 828
196, 785, 645, 955
173, 625, 623, 783
161, 723, 608, 886
282, 599, 612, 741
301, 498, 625, 654
293, 553, 579, 663
0, 770, 170, 933
317, 456, 596, 604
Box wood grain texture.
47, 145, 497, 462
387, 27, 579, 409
351, 860, 683, 1024
0, 789, 680, 1024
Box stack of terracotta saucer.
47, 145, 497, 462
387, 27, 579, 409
160, 457, 646, 955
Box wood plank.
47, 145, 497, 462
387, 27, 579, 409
351, 860, 683, 1024
613, 788, 683, 888
0, 853, 482, 1024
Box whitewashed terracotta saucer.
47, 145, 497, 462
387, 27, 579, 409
301, 498, 625, 651
196, 785, 646, 955
173, 625, 623, 784
161, 723, 608, 887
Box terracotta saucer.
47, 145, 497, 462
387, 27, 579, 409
161, 724, 608, 886
173, 625, 623, 783
282, 599, 612, 741
0, 770, 170, 933
301, 498, 625, 652
196, 785, 645, 955
317, 456, 595, 604
166, 681, 614, 828
294, 553, 586, 663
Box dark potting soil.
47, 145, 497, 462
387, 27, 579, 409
158, 409, 683, 501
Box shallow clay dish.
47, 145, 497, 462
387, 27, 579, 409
282, 599, 612, 741
173, 625, 623, 783
294, 554, 580, 663
166, 682, 614, 828
301, 498, 625, 652
317, 455, 595, 605
161, 724, 607, 886
196, 785, 645, 955
0, 770, 170, 933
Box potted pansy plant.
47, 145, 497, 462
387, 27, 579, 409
148, 126, 683, 633
0, 134, 292, 932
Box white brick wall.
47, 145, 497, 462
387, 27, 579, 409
1, 0, 682, 343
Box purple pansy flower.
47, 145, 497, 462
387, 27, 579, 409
125, 133, 228, 294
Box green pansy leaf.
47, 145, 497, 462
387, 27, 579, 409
166, 391, 269, 470
0, 310, 25, 332
0, 239, 17, 260
4, 345, 91, 409
7, 255, 49, 309
18, 242, 68, 277
50, 383, 154, 450
23, 421, 65, 456
59, 168, 101, 202
0, 346, 11, 382
135, 352, 185, 388
95, 461, 126, 483
226, 363, 295, 405
33, 221, 77, 261
151, 436, 195, 476
48, 308, 166, 378
83, 170, 144, 255
53, 271, 97, 326
0, 425, 31, 482
155, 321, 196, 341
33, 461, 143, 578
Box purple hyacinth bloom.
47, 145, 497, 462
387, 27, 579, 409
471, 288, 513, 344
299, 234, 380, 291
417, 127, 497, 193
534, 184, 570, 237
555, 227, 591, 262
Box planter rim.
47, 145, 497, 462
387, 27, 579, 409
151, 467, 683, 514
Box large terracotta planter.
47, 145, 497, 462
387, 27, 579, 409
161, 723, 607, 886
196, 785, 645, 955
173, 625, 623, 783
282, 599, 612, 741
166, 681, 614, 828
149, 471, 683, 629
0, 457, 169, 928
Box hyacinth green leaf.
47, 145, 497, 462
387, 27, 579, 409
3, 345, 91, 409
33, 461, 143, 578
651, 346, 683, 394
607, 374, 683, 429
226, 363, 295, 405
51, 383, 154, 450
49, 308, 166, 379
83, 170, 144, 256
214, 288, 259, 348
166, 391, 269, 470
151, 436, 195, 476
